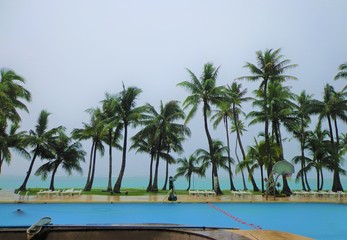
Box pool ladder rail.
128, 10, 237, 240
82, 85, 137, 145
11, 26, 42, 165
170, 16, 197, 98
26, 217, 52, 240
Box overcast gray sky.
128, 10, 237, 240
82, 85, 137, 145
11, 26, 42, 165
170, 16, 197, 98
1, 0, 347, 179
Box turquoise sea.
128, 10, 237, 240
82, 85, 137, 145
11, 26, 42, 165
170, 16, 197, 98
1, 174, 346, 191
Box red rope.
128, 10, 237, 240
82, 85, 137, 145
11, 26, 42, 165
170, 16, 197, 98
207, 203, 262, 230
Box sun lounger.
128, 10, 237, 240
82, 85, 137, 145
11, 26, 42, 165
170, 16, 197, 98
61, 189, 82, 197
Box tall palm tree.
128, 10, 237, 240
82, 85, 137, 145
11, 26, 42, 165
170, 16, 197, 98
100, 93, 122, 192
195, 140, 229, 192
72, 109, 105, 191
236, 48, 297, 178
211, 99, 236, 191
18, 110, 62, 191
35, 130, 86, 190
317, 84, 347, 191
0, 123, 30, 174
226, 82, 259, 191
113, 85, 147, 193
178, 62, 224, 194
289, 91, 316, 191
175, 153, 206, 191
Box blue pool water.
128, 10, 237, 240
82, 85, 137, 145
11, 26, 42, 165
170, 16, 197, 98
1, 203, 346, 240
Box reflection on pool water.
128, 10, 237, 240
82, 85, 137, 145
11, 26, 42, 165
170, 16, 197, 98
1, 202, 346, 240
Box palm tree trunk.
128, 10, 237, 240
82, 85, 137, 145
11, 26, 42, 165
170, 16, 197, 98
106, 129, 113, 192
187, 175, 191, 191
316, 167, 320, 191
233, 106, 258, 191
162, 159, 169, 190
114, 125, 128, 193
49, 164, 59, 191
84, 142, 95, 191
235, 138, 247, 190
146, 154, 154, 192
203, 103, 222, 195
86, 144, 97, 191
319, 168, 324, 191
224, 118, 236, 191
300, 132, 307, 191
260, 165, 264, 192
18, 149, 38, 191
152, 134, 162, 192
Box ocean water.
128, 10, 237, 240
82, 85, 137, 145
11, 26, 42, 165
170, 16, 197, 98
1, 174, 346, 191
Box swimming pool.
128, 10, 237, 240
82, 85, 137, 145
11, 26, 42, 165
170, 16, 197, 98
1, 202, 346, 240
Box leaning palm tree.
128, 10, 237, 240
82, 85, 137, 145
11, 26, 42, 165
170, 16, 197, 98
35, 130, 86, 190
113, 85, 147, 193
236, 48, 297, 177
18, 110, 62, 191
175, 153, 206, 191
178, 62, 224, 194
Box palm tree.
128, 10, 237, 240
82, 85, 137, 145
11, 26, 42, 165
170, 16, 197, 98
178, 62, 225, 194
18, 110, 62, 191
240, 138, 281, 192
334, 62, 347, 81
35, 130, 86, 190
211, 99, 236, 191
0, 68, 31, 174
226, 82, 259, 191
100, 93, 122, 192
113, 85, 147, 193
0, 123, 30, 174
130, 133, 157, 192
299, 123, 330, 191
0, 68, 31, 127
236, 48, 297, 178
175, 153, 206, 191
289, 91, 315, 191
135, 101, 189, 192
195, 140, 229, 192
317, 84, 347, 191
72, 109, 105, 191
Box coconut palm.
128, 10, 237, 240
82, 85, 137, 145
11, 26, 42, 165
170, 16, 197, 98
0, 123, 30, 174
113, 85, 147, 193
0, 68, 31, 127
299, 123, 330, 191
195, 140, 229, 192
175, 153, 206, 191
178, 62, 225, 194
100, 93, 122, 192
289, 91, 316, 191
226, 82, 259, 191
72, 108, 105, 191
236, 48, 297, 177
35, 130, 86, 190
211, 99, 236, 191
239, 138, 281, 192
18, 110, 62, 191
135, 101, 189, 192
316, 84, 347, 191
334, 62, 347, 81
130, 133, 157, 192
